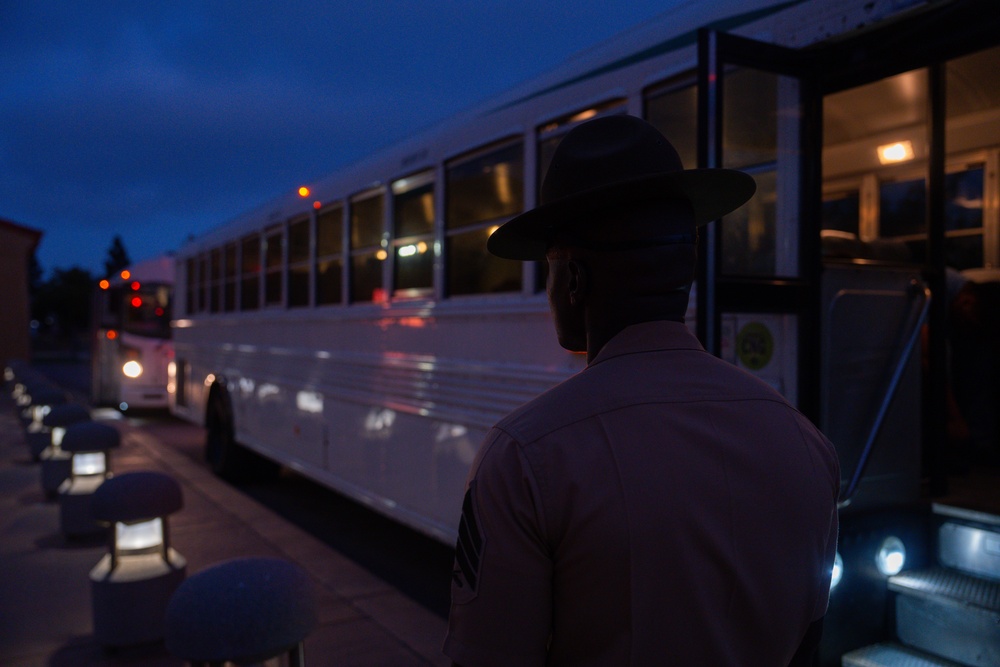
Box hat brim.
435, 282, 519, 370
487, 168, 756, 260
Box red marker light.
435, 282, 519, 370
313, 201, 321, 209
106, 330, 118, 340
131, 296, 142, 308
154, 307, 164, 317
131, 281, 141, 291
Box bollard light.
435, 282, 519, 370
38, 404, 92, 495
58, 421, 119, 537
23, 386, 68, 456
165, 557, 318, 667
89, 471, 187, 647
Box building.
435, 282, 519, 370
0, 218, 43, 363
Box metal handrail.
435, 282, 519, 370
838, 282, 931, 509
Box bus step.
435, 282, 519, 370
841, 642, 964, 667
933, 503, 1000, 581
888, 567, 1000, 666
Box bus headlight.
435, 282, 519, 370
122, 360, 143, 378
830, 552, 844, 590
876, 536, 906, 576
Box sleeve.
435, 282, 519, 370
443, 427, 552, 667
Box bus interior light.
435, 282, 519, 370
876, 536, 907, 576
877, 140, 914, 164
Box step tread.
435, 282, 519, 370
932, 502, 1000, 527
842, 642, 965, 667
889, 566, 1000, 611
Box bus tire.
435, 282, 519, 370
205, 387, 278, 483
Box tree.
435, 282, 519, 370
103, 235, 131, 278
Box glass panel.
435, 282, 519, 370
198, 254, 208, 312
395, 241, 433, 290
446, 142, 524, 229
289, 217, 310, 264
945, 235, 983, 270
317, 205, 343, 256
185, 258, 196, 315
393, 174, 435, 238
537, 101, 626, 190
224, 243, 237, 279
946, 167, 984, 231
722, 170, 777, 275
210, 248, 222, 281
723, 68, 777, 169
265, 272, 282, 305
241, 235, 260, 273
209, 248, 221, 313
351, 195, 384, 248
822, 192, 860, 236
316, 258, 343, 305
288, 265, 309, 307
223, 243, 237, 312
351, 251, 384, 303
879, 178, 926, 237
645, 82, 698, 169
265, 228, 282, 269
240, 235, 260, 311
448, 227, 522, 295
241, 275, 259, 310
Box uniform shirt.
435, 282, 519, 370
444, 320, 839, 667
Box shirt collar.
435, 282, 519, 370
589, 320, 705, 367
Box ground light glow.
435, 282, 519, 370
831, 552, 844, 590
876, 536, 907, 576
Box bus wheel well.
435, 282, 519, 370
204, 382, 278, 483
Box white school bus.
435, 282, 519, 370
92, 255, 174, 411
171, 1, 1000, 663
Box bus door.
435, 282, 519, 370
696, 29, 823, 422
698, 30, 930, 513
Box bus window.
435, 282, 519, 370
645, 79, 697, 170
209, 247, 222, 313
392, 171, 435, 294
316, 204, 343, 306
535, 101, 627, 291
537, 100, 627, 192
241, 233, 260, 311
184, 258, 196, 315
350, 192, 385, 303
445, 141, 524, 296
198, 253, 209, 312
123, 282, 172, 339
822, 191, 861, 237
264, 226, 283, 306
223, 242, 237, 312
288, 215, 310, 308
719, 68, 799, 278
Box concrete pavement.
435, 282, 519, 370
0, 388, 451, 666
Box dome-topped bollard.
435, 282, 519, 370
24, 386, 70, 459
58, 421, 120, 537
38, 403, 92, 495
165, 557, 318, 667
90, 471, 187, 647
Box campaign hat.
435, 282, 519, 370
486, 114, 756, 260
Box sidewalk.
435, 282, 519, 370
0, 392, 450, 666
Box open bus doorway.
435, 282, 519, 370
821, 44, 1000, 498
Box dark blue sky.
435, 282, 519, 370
1, 1, 681, 277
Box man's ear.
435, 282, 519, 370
567, 259, 588, 306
